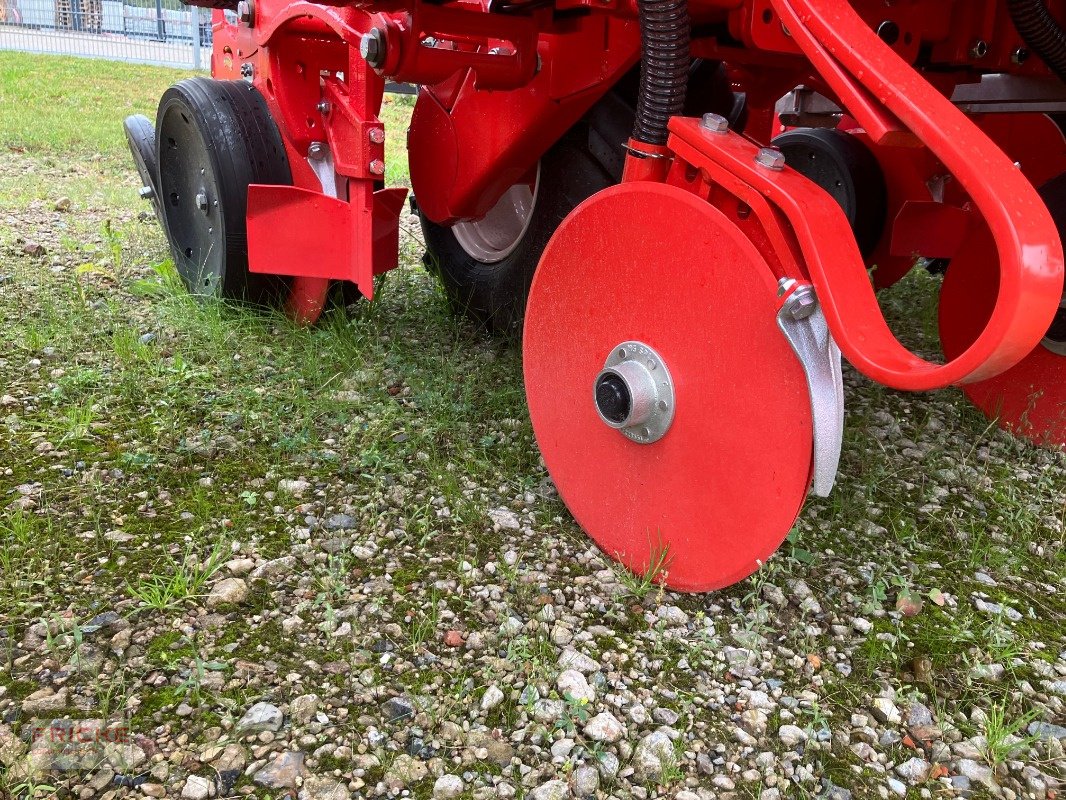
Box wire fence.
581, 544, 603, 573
0, 0, 212, 68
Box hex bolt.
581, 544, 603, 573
368, 128, 385, 145
195, 191, 209, 213
755, 147, 786, 171
700, 113, 729, 133
308, 141, 326, 161
782, 283, 818, 321
970, 39, 989, 59
138, 186, 155, 200
360, 28, 387, 69
317, 100, 331, 115
236, 0, 254, 26
369, 159, 386, 176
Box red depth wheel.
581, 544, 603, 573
523, 183, 814, 592
939, 181, 1066, 448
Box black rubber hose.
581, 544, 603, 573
1007, 0, 1066, 83
631, 0, 690, 146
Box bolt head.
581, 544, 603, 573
138, 186, 154, 200
699, 113, 729, 133
755, 147, 786, 171
784, 286, 818, 320
308, 142, 326, 160
360, 29, 385, 68
195, 191, 208, 212
317, 100, 331, 115
368, 128, 385, 145
369, 159, 386, 176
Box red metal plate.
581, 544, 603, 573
940, 218, 1066, 447
523, 183, 813, 592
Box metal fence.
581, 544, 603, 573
0, 0, 211, 68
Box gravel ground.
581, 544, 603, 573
1, 107, 1065, 800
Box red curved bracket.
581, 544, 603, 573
755, 0, 1064, 390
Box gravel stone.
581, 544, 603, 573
237, 702, 283, 733
778, 725, 808, 747
206, 577, 248, 608
584, 712, 624, 743
433, 774, 464, 799
894, 757, 930, 785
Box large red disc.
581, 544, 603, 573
940, 206, 1066, 448
523, 183, 814, 592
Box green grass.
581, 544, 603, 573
0, 51, 193, 158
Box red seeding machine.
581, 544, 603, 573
125, 0, 1066, 592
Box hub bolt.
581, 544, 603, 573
593, 342, 675, 444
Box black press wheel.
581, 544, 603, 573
419, 123, 617, 337
155, 78, 291, 303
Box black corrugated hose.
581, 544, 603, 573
631, 0, 690, 146
1008, 0, 1066, 82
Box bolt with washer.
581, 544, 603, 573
308, 141, 327, 161
360, 28, 387, 68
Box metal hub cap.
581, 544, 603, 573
452, 164, 539, 264
594, 341, 675, 443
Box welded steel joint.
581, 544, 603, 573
777, 279, 845, 496
594, 342, 675, 444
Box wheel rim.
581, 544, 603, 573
452, 164, 540, 264
157, 101, 225, 296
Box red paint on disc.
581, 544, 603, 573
523, 183, 813, 592
940, 218, 1066, 447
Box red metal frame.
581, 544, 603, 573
209, 0, 1063, 387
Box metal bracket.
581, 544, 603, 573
776, 281, 844, 497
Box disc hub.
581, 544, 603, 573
594, 341, 675, 443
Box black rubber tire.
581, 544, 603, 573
419, 121, 617, 337
155, 78, 291, 304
